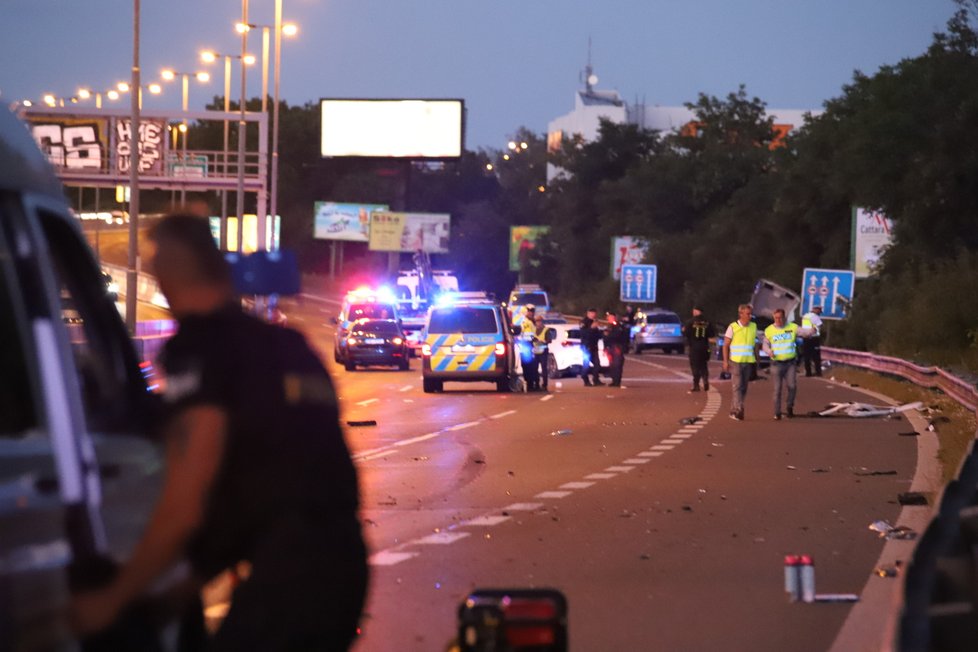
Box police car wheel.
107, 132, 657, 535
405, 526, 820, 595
344, 361, 356, 372
398, 359, 410, 371
423, 378, 441, 393
547, 354, 559, 378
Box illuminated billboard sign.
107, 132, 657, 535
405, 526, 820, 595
320, 99, 464, 158
368, 211, 450, 253
313, 202, 389, 242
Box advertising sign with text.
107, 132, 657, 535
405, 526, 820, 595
851, 207, 894, 278
369, 211, 451, 253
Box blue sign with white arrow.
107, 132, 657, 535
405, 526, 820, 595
620, 264, 657, 303
800, 268, 855, 320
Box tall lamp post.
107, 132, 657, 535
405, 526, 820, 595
235, 0, 249, 254
161, 68, 210, 205
236, 9, 297, 252
200, 50, 255, 250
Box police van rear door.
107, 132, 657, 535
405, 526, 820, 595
425, 306, 501, 373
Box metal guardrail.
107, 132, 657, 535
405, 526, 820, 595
822, 347, 978, 651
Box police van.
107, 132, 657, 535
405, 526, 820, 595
507, 284, 550, 329
0, 106, 167, 649
420, 293, 521, 393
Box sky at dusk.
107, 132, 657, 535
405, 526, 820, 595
0, 0, 959, 150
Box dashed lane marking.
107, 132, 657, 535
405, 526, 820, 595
661, 439, 686, 445
651, 445, 675, 451
503, 502, 544, 511
585, 473, 617, 479
560, 481, 595, 490
356, 398, 379, 407
535, 490, 573, 499
416, 532, 470, 545
463, 515, 511, 527
399, 385, 413, 392
540, 394, 554, 402
491, 410, 517, 419
605, 466, 636, 472
370, 551, 419, 566
623, 458, 651, 464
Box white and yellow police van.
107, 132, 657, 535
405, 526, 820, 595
421, 293, 521, 393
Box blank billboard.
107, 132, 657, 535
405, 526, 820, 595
321, 99, 463, 158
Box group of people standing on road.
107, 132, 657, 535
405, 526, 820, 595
520, 304, 557, 392
578, 307, 631, 387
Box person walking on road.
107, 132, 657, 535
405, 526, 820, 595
763, 308, 799, 420
604, 311, 629, 387
722, 304, 760, 421
683, 306, 715, 393
532, 313, 555, 392
70, 214, 368, 650
580, 307, 604, 386
800, 305, 824, 377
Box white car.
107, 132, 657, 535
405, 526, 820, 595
546, 323, 609, 378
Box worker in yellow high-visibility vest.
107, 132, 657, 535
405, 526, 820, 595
763, 308, 799, 420
722, 304, 760, 421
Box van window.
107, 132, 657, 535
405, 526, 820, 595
0, 218, 37, 436
428, 307, 498, 334
510, 292, 547, 307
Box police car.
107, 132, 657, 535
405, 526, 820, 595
507, 284, 550, 328
421, 292, 521, 393
333, 287, 399, 364
632, 308, 684, 354
0, 105, 168, 649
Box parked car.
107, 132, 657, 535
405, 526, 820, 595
632, 308, 684, 354
342, 318, 410, 371
0, 105, 168, 650
546, 324, 610, 379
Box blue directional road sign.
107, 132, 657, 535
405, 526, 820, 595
801, 268, 855, 320
620, 264, 657, 303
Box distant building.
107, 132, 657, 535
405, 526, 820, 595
546, 66, 818, 182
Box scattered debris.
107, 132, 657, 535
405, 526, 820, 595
869, 520, 917, 540
639, 553, 651, 560
551, 429, 573, 436
814, 593, 860, 603
853, 468, 897, 476
787, 465, 798, 470
875, 561, 903, 578
681, 505, 693, 512
811, 468, 831, 473
818, 401, 922, 418
898, 492, 928, 506
346, 419, 377, 427
412, 456, 429, 462
378, 496, 397, 506
473, 459, 486, 464
679, 416, 701, 425
897, 431, 920, 437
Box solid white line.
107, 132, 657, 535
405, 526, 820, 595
624, 458, 651, 464
356, 398, 379, 407
605, 466, 635, 472
503, 502, 544, 511
535, 490, 573, 499
651, 445, 674, 451
399, 385, 413, 392
369, 551, 418, 566
560, 481, 595, 490
463, 515, 511, 527
585, 472, 617, 479
447, 421, 478, 431
395, 432, 439, 446
491, 410, 517, 419
415, 532, 471, 545
540, 394, 554, 402
361, 450, 399, 461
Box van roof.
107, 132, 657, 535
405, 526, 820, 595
0, 107, 65, 197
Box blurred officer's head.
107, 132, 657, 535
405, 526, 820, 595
149, 213, 233, 317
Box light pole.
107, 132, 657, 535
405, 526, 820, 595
161, 68, 210, 205
235, 0, 249, 254
201, 50, 255, 250
126, 0, 140, 334
237, 9, 297, 252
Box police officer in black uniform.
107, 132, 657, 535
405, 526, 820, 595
580, 307, 604, 386
604, 311, 630, 387
71, 214, 367, 650
683, 305, 715, 392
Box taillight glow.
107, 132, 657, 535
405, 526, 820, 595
495, 342, 506, 355
392, 337, 404, 345
346, 337, 357, 346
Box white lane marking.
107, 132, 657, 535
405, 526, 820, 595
356, 398, 379, 407
651, 444, 675, 451
361, 450, 399, 461
560, 481, 595, 490
661, 439, 685, 445
678, 427, 700, 433
370, 551, 419, 566
605, 466, 635, 472
403, 399, 414, 403
447, 421, 478, 431
644, 451, 664, 457
624, 458, 651, 464
504, 502, 544, 511
585, 473, 617, 480
535, 491, 573, 499
399, 385, 413, 392
540, 394, 554, 402
395, 432, 439, 447
672, 433, 693, 439
416, 532, 471, 545
491, 410, 517, 419
463, 515, 511, 527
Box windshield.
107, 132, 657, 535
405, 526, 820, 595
347, 303, 396, 321
428, 308, 499, 334
647, 313, 681, 324
511, 292, 547, 307
353, 320, 400, 336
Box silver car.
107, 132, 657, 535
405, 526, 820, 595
632, 309, 685, 354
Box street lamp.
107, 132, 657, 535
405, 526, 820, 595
236, 4, 298, 251
114, 81, 162, 109
160, 68, 210, 205
76, 86, 125, 109
200, 49, 255, 250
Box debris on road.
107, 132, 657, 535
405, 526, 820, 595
897, 431, 920, 437
875, 562, 903, 578
346, 419, 378, 427
814, 593, 860, 603
811, 468, 831, 473
679, 416, 701, 425
818, 401, 922, 418
869, 520, 917, 540
898, 492, 928, 506
852, 468, 897, 476
550, 429, 573, 436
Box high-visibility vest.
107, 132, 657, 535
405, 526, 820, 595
532, 326, 552, 355
764, 323, 798, 361
802, 313, 821, 337
727, 321, 757, 363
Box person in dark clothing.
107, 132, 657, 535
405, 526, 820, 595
71, 214, 367, 651
579, 307, 604, 386
682, 306, 716, 392
603, 312, 629, 387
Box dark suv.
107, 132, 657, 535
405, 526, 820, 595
0, 106, 165, 650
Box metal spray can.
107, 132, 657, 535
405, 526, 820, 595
784, 555, 801, 602
799, 555, 816, 603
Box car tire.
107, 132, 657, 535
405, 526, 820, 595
497, 378, 510, 393
423, 378, 441, 393
398, 359, 410, 371
634, 344, 643, 354
547, 354, 560, 379
344, 361, 356, 372
334, 347, 341, 363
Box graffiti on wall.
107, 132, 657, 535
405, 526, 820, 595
30, 122, 104, 170
116, 119, 164, 174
